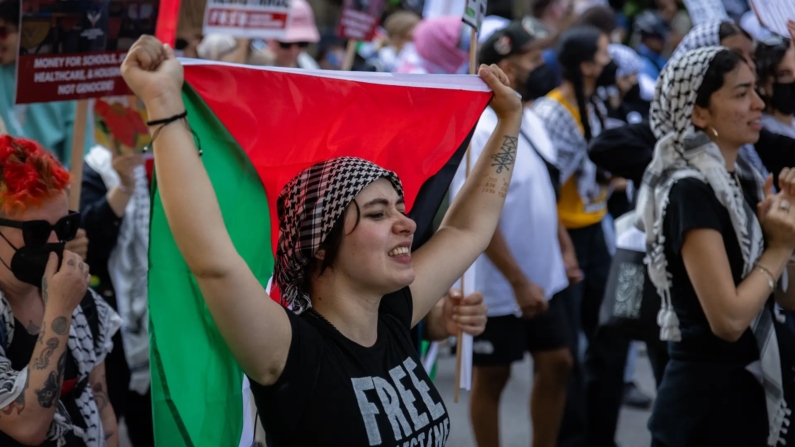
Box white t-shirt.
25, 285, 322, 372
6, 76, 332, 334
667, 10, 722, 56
450, 107, 569, 317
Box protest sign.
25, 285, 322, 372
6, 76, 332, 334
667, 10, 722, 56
750, 0, 795, 37
462, 0, 486, 32
15, 0, 158, 104
336, 0, 386, 41
202, 0, 290, 39
94, 96, 151, 153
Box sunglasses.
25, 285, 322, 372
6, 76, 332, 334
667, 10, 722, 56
278, 41, 309, 49
0, 211, 81, 247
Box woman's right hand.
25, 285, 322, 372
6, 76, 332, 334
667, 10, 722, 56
43, 251, 90, 313
758, 176, 795, 251
478, 64, 522, 123
121, 35, 184, 107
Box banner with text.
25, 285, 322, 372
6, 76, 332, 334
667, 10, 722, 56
202, 0, 290, 39
16, 0, 159, 104
336, 0, 386, 41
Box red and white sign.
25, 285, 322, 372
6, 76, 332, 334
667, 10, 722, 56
16, 0, 159, 104
203, 0, 291, 39
336, 0, 386, 41
16, 52, 131, 104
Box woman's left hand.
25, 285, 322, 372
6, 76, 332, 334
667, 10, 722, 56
443, 289, 488, 337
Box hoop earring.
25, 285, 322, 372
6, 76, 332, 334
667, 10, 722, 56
709, 126, 718, 138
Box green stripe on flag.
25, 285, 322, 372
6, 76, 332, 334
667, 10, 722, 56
149, 84, 274, 447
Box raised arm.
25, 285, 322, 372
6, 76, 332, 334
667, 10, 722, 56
409, 64, 522, 326
121, 36, 290, 385
0, 252, 88, 445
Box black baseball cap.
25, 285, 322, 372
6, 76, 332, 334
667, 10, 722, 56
479, 17, 551, 66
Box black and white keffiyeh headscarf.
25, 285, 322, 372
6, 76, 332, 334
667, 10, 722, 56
669, 20, 725, 62
637, 46, 789, 445
274, 157, 404, 314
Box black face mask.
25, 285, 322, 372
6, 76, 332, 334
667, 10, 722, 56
523, 63, 559, 102
0, 231, 64, 287
595, 60, 618, 87
771, 82, 795, 115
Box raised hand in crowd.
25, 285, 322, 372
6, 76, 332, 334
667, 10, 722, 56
757, 174, 795, 253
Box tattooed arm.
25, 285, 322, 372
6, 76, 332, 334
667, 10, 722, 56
0, 305, 72, 445
410, 65, 522, 326
0, 251, 89, 445
90, 362, 118, 447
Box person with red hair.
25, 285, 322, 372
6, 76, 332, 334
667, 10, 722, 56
0, 135, 121, 447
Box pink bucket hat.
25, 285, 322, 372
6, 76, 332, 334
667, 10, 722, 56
283, 0, 320, 43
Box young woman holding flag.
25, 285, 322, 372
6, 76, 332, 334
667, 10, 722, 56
121, 35, 521, 446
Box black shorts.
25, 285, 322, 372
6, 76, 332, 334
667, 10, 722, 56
472, 289, 571, 366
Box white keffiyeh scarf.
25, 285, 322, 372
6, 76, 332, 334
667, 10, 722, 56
637, 46, 790, 445
85, 146, 151, 394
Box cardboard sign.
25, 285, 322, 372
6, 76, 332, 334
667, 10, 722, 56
336, 0, 386, 41
94, 96, 151, 153
15, 0, 159, 105
202, 0, 290, 39
750, 0, 795, 37
462, 0, 487, 32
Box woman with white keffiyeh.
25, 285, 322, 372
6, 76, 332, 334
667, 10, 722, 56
640, 47, 795, 447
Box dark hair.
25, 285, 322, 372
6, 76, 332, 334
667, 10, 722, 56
755, 37, 792, 103
301, 201, 360, 296
0, 0, 19, 27
718, 21, 752, 43
532, 0, 554, 18
556, 25, 605, 141
695, 49, 745, 109
576, 6, 618, 35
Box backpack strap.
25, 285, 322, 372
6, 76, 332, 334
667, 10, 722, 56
519, 129, 561, 201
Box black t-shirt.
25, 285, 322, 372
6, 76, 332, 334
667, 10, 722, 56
250, 287, 450, 447
663, 177, 762, 364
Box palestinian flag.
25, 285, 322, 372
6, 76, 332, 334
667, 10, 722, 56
148, 60, 492, 447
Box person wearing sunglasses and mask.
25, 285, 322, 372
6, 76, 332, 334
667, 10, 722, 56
459, 19, 574, 447
532, 25, 630, 447
0, 0, 93, 169
756, 35, 795, 138
0, 135, 121, 447
265, 0, 320, 69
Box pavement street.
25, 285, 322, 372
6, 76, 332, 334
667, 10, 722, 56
434, 343, 656, 447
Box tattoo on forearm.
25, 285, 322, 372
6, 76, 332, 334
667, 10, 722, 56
37, 325, 45, 344
491, 136, 518, 174
52, 316, 68, 335
480, 176, 498, 195
42, 277, 49, 305
33, 338, 59, 370
35, 351, 65, 408
499, 178, 508, 199
92, 376, 109, 413
25, 320, 40, 336
1, 372, 28, 416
